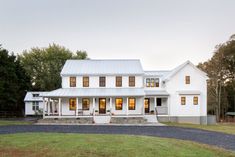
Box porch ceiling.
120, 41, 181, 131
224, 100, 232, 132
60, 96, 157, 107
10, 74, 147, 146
43, 88, 145, 97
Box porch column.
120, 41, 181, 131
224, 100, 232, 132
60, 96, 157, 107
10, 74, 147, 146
109, 97, 112, 115
142, 97, 145, 115
43, 98, 45, 118
154, 97, 157, 114
93, 98, 95, 115
126, 97, 129, 115
58, 98, 61, 117
76, 98, 78, 116
48, 98, 50, 115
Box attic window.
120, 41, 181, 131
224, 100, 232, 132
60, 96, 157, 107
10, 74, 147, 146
185, 76, 190, 84
32, 94, 39, 97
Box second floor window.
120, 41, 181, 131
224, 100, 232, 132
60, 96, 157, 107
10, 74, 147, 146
70, 77, 76, 87
129, 76, 135, 87
185, 76, 190, 84
116, 76, 122, 87
146, 78, 159, 87
99, 77, 106, 87
83, 77, 89, 87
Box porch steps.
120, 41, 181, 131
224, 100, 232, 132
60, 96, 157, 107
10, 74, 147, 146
144, 115, 158, 123
37, 118, 93, 124
93, 116, 111, 124
110, 117, 147, 124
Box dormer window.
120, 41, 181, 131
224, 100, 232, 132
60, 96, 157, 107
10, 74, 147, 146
32, 94, 39, 97
185, 76, 190, 84
70, 77, 76, 87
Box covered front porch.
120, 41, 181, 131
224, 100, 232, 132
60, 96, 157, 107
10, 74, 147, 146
42, 88, 147, 119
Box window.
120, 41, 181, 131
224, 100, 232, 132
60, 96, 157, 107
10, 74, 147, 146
70, 77, 76, 87
115, 98, 123, 110
185, 76, 190, 84
69, 98, 76, 110
116, 76, 122, 87
151, 78, 155, 87
157, 98, 162, 106
128, 98, 135, 110
32, 94, 39, 97
32, 101, 39, 111
146, 78, 159, 87
82, 98, 90, 110
146, 78, 150, 87
99, 77, 106, 87
193, 96, 198, 105
83, 77, 89, 87
129, 76, 135, 87
155, 78, 159, 87
181, 97, 186, 105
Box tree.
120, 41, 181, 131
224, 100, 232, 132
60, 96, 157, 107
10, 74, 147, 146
198, 34, 235, 121
19, 43, 88, 91
0, 46, 31, 114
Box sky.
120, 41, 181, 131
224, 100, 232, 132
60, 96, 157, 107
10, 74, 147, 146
0, 0, 235, 70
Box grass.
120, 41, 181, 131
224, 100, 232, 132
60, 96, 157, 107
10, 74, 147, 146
0, 133, 234, 157
0, 120, 33, 126
164, 122, 235, 135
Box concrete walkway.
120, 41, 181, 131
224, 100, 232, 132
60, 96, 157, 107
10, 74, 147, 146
0, 125, 235, 151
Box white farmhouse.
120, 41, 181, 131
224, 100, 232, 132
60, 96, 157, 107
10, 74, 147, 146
29, 59, 209, 124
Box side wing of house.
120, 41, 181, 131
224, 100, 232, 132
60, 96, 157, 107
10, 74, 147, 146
165, 61, 208, 124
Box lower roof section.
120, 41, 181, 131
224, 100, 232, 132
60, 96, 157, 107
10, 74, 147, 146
144, 90, 169, 96
177, 90, 201, 95
44, 88, 145, 97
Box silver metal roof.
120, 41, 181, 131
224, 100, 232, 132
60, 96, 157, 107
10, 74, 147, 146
44, 88, 145, 97
24, 91, 48, 102
61, 59, 144, 75
144, 71, 171, 77
144, 90, 169, 96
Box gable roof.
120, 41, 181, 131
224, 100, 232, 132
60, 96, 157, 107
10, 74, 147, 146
61, 59, 144, 75
24, 91, 48, 102
163, 60, 209, 81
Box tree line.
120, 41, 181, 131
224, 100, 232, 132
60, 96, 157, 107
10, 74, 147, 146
0, 44, 88, 115
198, 34, 235, 121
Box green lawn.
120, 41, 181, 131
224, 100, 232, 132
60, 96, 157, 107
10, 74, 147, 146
164, 122, 235, 135
0, 120, 33, 126
0, 133, 234, 157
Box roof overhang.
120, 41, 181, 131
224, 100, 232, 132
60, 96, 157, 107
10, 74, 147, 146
177, 90, 201, 95
144, 90, 169, 97
44, 88, 145, 97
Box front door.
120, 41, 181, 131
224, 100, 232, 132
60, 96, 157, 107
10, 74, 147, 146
144, 98, 150, 113
99, 98, 106, 114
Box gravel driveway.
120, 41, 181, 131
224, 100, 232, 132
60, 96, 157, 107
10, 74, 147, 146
0, 125, 235, 151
